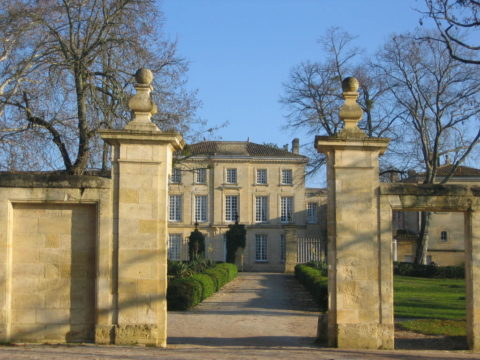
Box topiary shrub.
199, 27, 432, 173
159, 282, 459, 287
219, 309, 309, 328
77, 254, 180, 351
225, 221, 246, 264
216, 262, 238, 281
295, 264, 328, 311
167, 278, 203, 310
188, 226, 205, 261
167, 263, 238, 310
191, 273, 215, 299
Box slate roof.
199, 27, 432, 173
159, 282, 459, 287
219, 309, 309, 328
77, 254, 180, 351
185, 141, 306, 159
434, 164, 480, 177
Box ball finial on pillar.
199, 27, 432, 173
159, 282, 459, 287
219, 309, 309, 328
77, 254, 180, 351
342, 77, 359, 92
125, 68, 159, 131
338, 76, 365, 138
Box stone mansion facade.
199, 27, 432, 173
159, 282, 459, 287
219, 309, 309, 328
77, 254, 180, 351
167, 139, 326, 271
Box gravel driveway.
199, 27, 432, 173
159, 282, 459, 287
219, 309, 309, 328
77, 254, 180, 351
168, 272, 320, 347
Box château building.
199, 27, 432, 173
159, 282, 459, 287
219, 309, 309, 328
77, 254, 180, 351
167, 139, 326, 272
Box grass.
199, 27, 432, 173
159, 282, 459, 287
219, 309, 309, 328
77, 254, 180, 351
394, 275, 466, 336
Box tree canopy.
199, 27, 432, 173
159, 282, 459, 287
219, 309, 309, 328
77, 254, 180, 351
0, 0, 201, 174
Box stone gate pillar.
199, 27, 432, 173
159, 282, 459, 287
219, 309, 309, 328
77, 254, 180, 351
465, 209, 480, 351
99, 69, 184, 347
315, 77, 393, 349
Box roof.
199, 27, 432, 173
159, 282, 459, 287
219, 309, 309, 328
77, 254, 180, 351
404, 164, 480, 183
184, 141, 307, 159
435, 164, 480, 177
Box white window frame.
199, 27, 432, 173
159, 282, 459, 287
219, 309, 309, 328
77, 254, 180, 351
194, 168, 207, 184
255, 196, 268, 223
169, 195, 182, 222
170, 167, 182, 184
280, 196, 293, 223
168, 234, 182, 260
255, 234, 268, 262
307, 202, 318, 224
226, 168, 237, 184
281, 169, 293, 185
256, 169, 267, 185
195, 195, 208, 223
225, 195, 239, 222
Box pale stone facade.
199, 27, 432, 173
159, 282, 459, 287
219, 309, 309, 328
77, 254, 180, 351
393, 165, 480, 265
167, 140, 326, 272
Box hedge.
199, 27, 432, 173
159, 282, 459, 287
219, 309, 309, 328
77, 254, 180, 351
167, 262, 238, 310
393, 262, 464, 279
295, 264, 328, 311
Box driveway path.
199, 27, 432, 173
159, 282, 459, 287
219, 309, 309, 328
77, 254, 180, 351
168, 272, 320, 347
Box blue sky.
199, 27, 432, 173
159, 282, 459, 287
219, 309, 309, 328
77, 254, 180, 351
161, 0, 425, 184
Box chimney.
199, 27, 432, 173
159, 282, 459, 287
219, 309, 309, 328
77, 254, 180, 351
292, 138, 300, 154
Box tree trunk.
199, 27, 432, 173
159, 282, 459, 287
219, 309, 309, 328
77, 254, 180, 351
415, 211, 431, 264
71, 66, 90, 175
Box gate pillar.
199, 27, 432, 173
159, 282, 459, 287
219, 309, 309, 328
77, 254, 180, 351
315, 77, 393, 349
99, 69, 184, 347
466, 209, 480, 351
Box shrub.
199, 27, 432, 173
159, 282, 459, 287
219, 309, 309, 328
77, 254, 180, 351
191, 273, 215, 299
225, 222, 246, 264
167, 263, 238, 310
216, 263, 238, 281
167, 260, 194, 279
188, 228, 205, 261
295, 264, 328, 311
205, 267, 229, 291
167, 278, 203, 310
394, 262, 464, 279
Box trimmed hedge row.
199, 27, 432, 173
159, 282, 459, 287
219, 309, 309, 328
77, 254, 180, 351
295, 264, 328, 311
394, 262, 464, 279
167, 263, 238, 310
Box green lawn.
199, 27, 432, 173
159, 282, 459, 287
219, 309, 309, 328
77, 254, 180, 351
394, 275, 466, 336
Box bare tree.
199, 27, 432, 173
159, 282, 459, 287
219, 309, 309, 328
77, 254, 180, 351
376, 31, 480, 263
423, 0, 480, 64
0, 0, 201, 174
280, 27, 401, 174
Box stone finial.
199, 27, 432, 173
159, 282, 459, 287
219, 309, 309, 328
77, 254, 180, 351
125, 68, 159, 131
338, 76, 365, 138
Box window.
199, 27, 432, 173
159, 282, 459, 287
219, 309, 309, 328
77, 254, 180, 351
195, 195, 208, 223
255, 234, 268, 262
256, 169, 267, 184
255, 196, 268, 223
225, 195, 239, 222
281, 169, 293, 185
307, 203, 318, 224
168, 234, 181, 260
194, 168, 207, 184
226, 168, 237, 184
440, 231, 448, 242
169, 195, 182, 222
281, 196, 293, 223
170, 167, 181, 184
280, 234, 286, 262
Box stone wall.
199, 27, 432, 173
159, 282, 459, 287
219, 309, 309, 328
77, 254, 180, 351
0, 174, 111, 343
